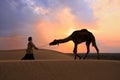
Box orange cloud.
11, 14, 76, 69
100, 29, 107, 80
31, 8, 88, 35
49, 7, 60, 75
34, 7, 89, 53
35, 7, 75, 39
33, 0, 120, 53
89, 0, 120, 52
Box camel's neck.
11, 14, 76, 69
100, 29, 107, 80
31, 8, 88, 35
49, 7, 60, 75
57, 36, 71, 44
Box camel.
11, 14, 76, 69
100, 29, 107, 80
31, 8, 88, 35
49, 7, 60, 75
49, 29, 99, 60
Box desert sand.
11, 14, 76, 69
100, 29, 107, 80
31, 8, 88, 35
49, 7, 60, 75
0, 49, 72, 60
0, 49, 120, 80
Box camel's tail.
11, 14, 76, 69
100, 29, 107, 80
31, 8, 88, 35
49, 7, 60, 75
91, 33, 99, 53
91, 33, 97, 47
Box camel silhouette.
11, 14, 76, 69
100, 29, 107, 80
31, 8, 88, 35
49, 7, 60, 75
49, 29, 99, 60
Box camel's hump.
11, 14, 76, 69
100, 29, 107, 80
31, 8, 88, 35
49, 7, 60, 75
73, 29, 88, 33
80, 29, 88, 32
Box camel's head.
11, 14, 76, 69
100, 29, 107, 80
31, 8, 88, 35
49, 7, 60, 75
49, 39, 59, 46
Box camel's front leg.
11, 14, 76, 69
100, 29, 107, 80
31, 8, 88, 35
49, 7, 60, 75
73, 43, 81, 60
83, 42, 90, 59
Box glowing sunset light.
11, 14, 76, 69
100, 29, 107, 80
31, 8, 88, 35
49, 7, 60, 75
66, 28, 76, 36
0, 0, 120, 53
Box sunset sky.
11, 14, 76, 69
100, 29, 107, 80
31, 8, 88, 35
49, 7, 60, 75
0, 0, 120, 53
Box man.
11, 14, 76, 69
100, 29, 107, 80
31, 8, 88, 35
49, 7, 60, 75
22, 37, 38, 60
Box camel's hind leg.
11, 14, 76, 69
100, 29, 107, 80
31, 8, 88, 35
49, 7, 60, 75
91, 36, 100, 59
93, 45, 100, 59
73, 43, 81, 60
83, 41, 90, 59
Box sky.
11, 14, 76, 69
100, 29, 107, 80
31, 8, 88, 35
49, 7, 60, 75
0, 0, 120, 53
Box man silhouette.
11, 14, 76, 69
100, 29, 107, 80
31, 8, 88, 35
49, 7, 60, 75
22, 37, 38, 60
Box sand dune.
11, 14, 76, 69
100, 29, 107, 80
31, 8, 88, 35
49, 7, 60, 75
0, 60, 120, 80
0, 49, 120, 80
0, 49, 72, 60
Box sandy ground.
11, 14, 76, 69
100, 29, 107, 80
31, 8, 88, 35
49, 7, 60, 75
0, 49, 120, 80
0, 49, 72, 60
